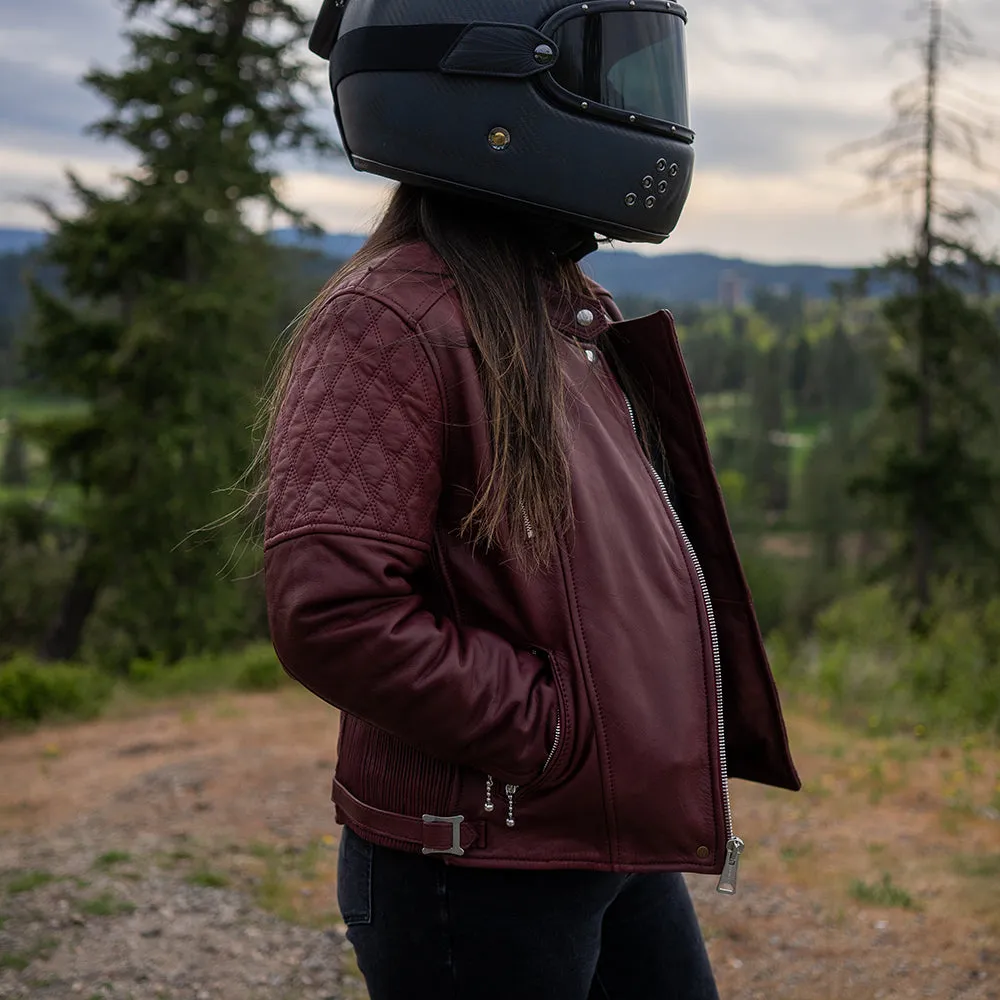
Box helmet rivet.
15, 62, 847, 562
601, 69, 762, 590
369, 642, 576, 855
629, 0, 637, 6
668, 162, 679, 177
533, 43, 555, 65
645, 195, 656, 208
658, 179, 668, 193
624, 192, 637, 207
642, 175, 653, 189
656, 157, 667, 171
488, 127, 511, 150
628, 114, 637, 123
581, 3, 589, 8
581, 100, 589, 110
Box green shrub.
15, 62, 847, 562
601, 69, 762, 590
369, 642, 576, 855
739, 548, 791, 639
0, 644, 285, 731
787, 584, 1000, 735
234, 647, 286, 692
126, 643, 284, 698
0, 658, 112, 724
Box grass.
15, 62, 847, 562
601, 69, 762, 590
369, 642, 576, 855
780, 841, 814, 862
951, 853, 1000, 878
94, 850, 132, 869
849, 873, 917, 910
7, 869, 56, 893
185, 869, 230, 889
79, 891, 136, 917
203, 838, 342, 927
0, 936, 58, 970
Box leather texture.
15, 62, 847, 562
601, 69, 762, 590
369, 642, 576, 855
265, 241, 800, 874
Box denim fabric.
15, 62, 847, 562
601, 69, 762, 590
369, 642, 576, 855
337, 825, 720, 1000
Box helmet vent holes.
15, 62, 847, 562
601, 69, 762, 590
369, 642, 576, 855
488, 127, 511, 150
658, 180, 668, 194
645, 196, 656, 209
656, 158, 667, 172
624, 193, 638, 207
668, 162, 679, 177
642, 175, 653, 189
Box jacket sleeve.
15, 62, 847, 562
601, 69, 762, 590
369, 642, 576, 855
264, 291, 556, 786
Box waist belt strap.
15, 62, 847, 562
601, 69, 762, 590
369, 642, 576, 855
332, 778, 483, 857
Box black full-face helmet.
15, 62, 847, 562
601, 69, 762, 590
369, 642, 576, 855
309, 0, 695, 244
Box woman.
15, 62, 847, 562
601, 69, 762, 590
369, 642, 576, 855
264, 0, 799, 997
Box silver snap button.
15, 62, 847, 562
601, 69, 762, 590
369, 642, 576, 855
533, 43, 555, 65
576, 309, 595, 327
584, 348, 596, 362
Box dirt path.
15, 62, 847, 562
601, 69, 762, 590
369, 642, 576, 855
1, 688, 998, 999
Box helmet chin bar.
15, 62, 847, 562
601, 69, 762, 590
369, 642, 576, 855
352, 158, 673, 247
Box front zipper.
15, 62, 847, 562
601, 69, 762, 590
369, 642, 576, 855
621, 394, 743, 896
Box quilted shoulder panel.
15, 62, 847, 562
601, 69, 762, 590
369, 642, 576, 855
265, 291, 444, 548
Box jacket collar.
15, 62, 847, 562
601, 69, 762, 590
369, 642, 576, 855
377, 240, 615, 342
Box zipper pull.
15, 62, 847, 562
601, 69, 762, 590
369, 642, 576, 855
484, 775, 495, 813
504, 784, 519, 827
716, 837, 745, 895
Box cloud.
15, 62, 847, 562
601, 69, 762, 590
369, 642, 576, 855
0, 0, 998, 262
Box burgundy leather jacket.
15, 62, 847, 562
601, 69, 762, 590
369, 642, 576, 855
265, 242, 799, 887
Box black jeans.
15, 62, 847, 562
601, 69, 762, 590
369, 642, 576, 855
337, 825, 720, 1000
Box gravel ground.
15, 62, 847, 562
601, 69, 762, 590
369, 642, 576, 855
0, 826, 362, 1000
1, 690, 998, 1000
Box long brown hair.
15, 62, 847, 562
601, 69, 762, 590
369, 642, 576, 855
259, 184, 593, 570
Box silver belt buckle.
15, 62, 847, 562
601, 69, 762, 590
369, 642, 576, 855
421, 814, 465, 856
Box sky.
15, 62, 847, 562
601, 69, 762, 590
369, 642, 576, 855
1, 0, 998, 264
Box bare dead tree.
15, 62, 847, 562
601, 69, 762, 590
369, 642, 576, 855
836, 0, 1000, 618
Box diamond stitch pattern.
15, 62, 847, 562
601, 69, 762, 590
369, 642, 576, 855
266, 292, 442, 545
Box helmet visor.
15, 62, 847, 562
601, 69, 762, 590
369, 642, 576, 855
549, 10, 689, 129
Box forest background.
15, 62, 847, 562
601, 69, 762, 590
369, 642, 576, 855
0, 0, 998, 748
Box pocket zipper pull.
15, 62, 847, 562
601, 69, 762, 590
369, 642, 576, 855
716, 837, 745, 895
484, 775, 495, 813
504, 784, 519, 827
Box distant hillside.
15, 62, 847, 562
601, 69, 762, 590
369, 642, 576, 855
272, 229, 862, 303
0, 230, 48, 255
3, 227, 863, 305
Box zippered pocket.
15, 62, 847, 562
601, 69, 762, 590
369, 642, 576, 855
483, 647, 574, 828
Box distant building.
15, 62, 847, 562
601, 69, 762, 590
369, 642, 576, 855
718, 269, 748, 310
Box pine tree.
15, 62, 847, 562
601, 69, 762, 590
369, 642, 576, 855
26, 0, 332, 662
